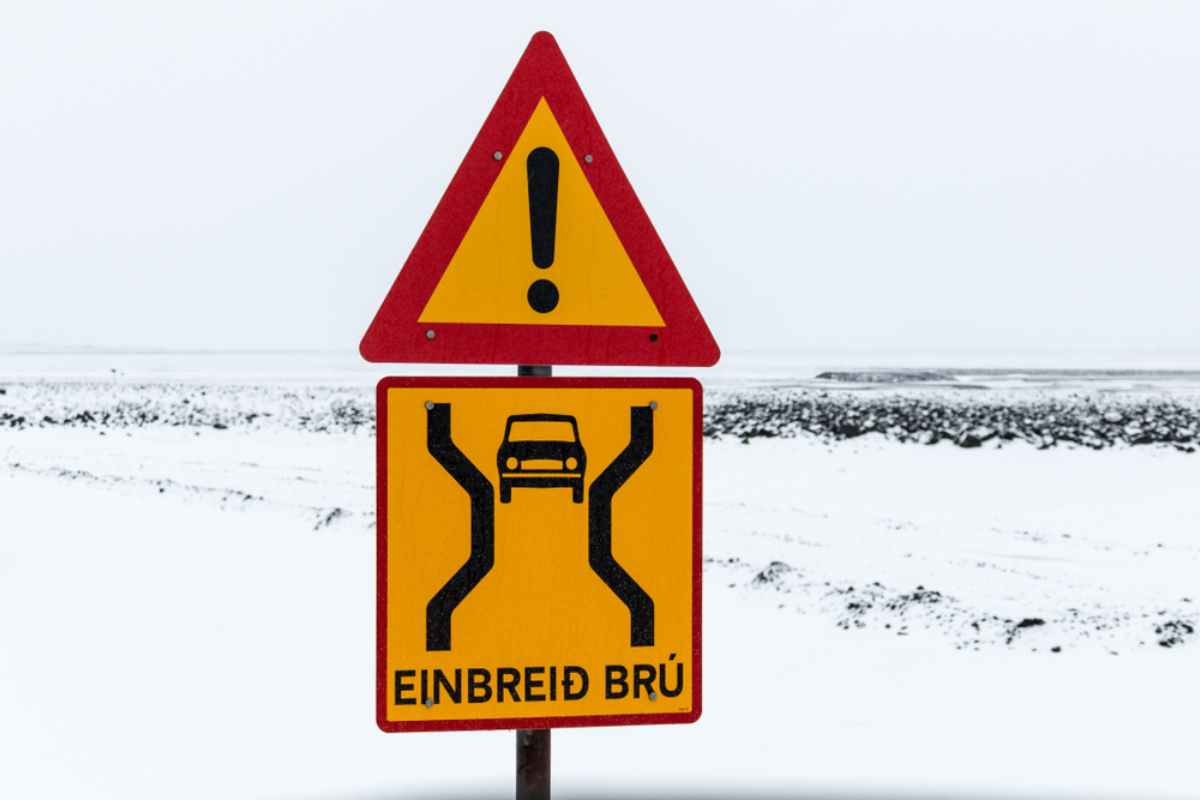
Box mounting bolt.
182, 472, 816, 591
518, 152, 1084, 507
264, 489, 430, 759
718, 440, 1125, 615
649, 401, 658, 410
423, 697, 434, 708
492, 150, 503, 161
425, 329, 436, 340
424, 401, 434, 411
584, 153, 594, 164
648, 690, 658, 701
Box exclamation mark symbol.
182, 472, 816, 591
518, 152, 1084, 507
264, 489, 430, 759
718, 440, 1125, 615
526, 146, 559, 313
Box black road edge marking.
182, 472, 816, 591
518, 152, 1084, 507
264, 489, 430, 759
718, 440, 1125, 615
425, 403, 495, 651
588, 405, 655, 647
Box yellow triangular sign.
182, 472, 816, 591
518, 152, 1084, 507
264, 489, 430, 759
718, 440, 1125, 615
419, 99, 664, 327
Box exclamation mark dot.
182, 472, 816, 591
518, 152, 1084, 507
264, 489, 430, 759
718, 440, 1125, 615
526, 146, 559, 313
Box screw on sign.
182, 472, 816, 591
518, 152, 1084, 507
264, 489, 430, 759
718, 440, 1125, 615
360, 32, 720, 800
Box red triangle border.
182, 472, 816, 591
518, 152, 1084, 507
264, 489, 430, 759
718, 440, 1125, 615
359, 31, 720, 367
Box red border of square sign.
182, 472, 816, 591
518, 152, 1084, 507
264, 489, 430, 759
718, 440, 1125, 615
375, 376, 703, 732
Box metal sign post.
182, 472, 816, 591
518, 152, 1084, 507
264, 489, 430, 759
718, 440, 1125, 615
517, 363, 552, 799
516, 728, 551, 800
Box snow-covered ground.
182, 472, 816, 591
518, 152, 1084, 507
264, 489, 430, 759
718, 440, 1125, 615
1, 357, 1198, 799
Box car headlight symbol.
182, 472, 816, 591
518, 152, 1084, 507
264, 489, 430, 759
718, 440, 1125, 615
564, 456, 578, 471
506, 456, 519, 470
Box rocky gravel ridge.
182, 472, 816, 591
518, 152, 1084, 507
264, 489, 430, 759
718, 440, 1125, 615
3, 381, 1200, 451
706, 390, 1200, 451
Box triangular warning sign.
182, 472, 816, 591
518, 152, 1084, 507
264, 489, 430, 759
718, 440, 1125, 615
359, 32, 720, 367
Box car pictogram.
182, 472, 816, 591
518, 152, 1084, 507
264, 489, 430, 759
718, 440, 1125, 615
497, 413, 586, 503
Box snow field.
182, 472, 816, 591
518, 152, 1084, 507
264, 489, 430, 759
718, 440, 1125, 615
1, 391, 1198, 798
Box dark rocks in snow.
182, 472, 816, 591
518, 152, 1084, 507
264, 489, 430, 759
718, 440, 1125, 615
313, 507, 348, 530
752, 560, 794, 586
1155, 620, 1195, 648
0, 383, 373, 434
957, 426, 996, 448
1004, 617, 1047, 645
884, 586, 944, 612
708, 558, 1195, 654
704, 392, 1200, 452
6, 381, 1200, 454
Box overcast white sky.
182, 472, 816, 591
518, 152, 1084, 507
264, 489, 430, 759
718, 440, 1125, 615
3, 1, 1198, 360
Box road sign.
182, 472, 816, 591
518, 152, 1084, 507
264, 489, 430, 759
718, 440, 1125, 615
376, 377, 702, 731
359, 32, 720, 367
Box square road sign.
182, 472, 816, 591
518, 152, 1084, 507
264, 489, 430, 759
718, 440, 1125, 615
376, 377, 702, 731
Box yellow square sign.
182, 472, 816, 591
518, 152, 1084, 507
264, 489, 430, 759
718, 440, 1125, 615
376, 377, 702, 731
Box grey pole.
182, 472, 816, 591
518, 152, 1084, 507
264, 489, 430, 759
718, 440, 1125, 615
515, 364, 551, 800
515, 727, 551, 800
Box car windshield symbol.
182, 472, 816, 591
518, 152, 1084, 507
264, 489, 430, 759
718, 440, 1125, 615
497, 413, 586, 503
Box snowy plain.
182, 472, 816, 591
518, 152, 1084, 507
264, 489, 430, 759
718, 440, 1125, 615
1, 352, 1198, 799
